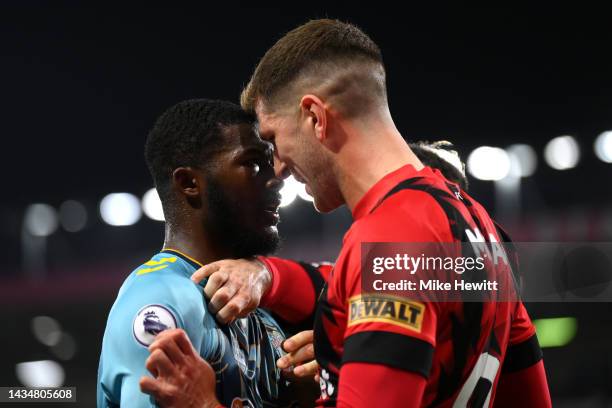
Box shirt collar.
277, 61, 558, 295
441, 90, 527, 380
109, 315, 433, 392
161, 248, 203, 269
352, 164, 437, 220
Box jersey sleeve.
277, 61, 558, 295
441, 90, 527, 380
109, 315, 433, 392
500, 303, 542, 374
340, 240, 438, 378
508, 302, 537, 346
98, 272, 211, 407
259, 256, 332, 324
340, 190, 453, 379
494, 360, 551, 407
337, 362, 427, 408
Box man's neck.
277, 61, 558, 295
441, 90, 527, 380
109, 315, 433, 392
162, 221, 234, 266
335, 114, 423, 213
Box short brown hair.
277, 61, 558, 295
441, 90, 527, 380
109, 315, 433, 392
241, 19, 386, 116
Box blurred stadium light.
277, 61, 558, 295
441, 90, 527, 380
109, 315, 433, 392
506, 144, 537, 177
99, 193, 142, 226
297, 182, 314, 202
467, 146, 511, 181
59, 200, 88, 232
142, 188, 165, 222
31, 316, 62, 347
51, 333, 77, 361
280, 175, 300, 207
533, 317, 578, 348
24, 204, 59, 237
22, 204, 58, 278
544, 136, 580, 170
594, 130, 612, 163
15, 360, 65, 388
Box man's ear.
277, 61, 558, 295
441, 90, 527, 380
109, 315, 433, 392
300, 94, 327, 143
172, 167, 203, 199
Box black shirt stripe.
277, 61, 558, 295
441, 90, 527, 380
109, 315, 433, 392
342, 331, 434, 378
502, 334, 543, 373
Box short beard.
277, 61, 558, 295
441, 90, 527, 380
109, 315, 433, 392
204, 178, 280, 258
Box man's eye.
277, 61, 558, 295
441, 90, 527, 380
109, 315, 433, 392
248, 161, 260, 174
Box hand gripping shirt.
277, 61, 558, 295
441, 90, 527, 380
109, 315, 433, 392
97, 249, 287, 408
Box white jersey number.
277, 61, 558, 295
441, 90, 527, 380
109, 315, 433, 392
453, 352, 501, 408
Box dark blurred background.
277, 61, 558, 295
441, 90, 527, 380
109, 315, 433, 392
1, 3, 612, 407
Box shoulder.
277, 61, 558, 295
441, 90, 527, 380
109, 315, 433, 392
99, 253, 217, 404
348, 188, 453, 244
103, 254, 207, 348
122, 256, 203, 310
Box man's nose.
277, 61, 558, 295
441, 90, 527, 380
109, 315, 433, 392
274, 155, 291, 180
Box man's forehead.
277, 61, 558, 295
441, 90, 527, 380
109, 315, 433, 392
217, 122, 266, 150
254, 100, 277, 127
254, 111, 282, 144
235, 124, 272, 151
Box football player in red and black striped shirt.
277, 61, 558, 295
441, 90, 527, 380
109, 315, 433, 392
249, 147, 549, 407
144, 19, 552, 408
238, 19, 552, 408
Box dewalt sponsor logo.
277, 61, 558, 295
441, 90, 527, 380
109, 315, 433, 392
348, 294, 424, 332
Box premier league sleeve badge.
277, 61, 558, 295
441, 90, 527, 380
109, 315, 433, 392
133, 304, 178, 347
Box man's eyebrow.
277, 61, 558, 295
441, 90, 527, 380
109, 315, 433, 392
241, 144, 273, 156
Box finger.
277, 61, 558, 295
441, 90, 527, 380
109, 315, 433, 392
282, 330, 314, 353
216, 295, 249, 324
203, 271, 229, 300
236, 293, 259, 319
170, 329, 199, 359
139, 376, 163, 396
277, 343, 314, 369
149, 335, 186, 366
146, 348, 176, 377
191, 263, 222, 284
314, 373, 320, 383
208, 284, 238, 315
150, 328, 182, 345
293, 360, 319, 377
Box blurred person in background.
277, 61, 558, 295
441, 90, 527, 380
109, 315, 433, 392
97, 99, 297, 408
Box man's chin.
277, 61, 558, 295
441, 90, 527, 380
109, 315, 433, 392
256, 231, 280, 256
243, 229, 280, 257
312, 196, 342, 214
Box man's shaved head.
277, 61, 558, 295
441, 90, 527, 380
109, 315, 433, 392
241, 19, 387, 118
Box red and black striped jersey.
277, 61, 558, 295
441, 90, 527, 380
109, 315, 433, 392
311, 164, 544, 407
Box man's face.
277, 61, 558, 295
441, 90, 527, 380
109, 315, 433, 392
256, 101, 343, 213
202, 123, 282, 258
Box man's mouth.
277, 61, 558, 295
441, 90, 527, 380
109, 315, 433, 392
264, 201, 281, 213
262, 195, 281, 224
